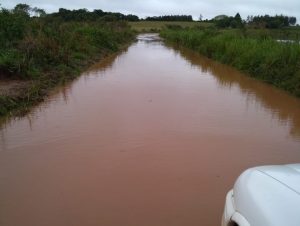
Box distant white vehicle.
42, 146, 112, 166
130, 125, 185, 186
222, 164, 300, 226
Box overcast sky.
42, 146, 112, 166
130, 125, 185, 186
1, 0, 300, 22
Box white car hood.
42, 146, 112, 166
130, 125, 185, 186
233, 164, 300, 226
256, 164, 300, 194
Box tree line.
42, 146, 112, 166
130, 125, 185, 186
50, 8, 139, 22
213, 13, 297, 29
214, 13, 243, 28
246, 15, 297, 28
145, 15, 193, 21
1, 3, 298, 27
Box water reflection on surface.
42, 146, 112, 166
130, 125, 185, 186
0, 34, 299, 226
169, 44, 300, 138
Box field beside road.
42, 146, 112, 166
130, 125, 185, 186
129, 21, 213, 32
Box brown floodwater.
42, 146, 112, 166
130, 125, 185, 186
0, 34, 300, 226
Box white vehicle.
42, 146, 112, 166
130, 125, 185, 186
222, 164, 300, 226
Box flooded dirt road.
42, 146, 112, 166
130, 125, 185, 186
0, 34, 300, 226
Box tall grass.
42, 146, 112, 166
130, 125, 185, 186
0, 9, 135, 115
0, 19, 134, 79
161, 28, 300, 97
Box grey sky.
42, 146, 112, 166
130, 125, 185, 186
1, 0, 300, 22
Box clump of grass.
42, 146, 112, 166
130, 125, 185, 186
161, 28, 300, 97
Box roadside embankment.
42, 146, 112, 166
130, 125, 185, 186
0, 16, 135, 116
160, 28, 300, 97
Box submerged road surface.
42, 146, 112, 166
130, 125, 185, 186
1, 34, 300, 226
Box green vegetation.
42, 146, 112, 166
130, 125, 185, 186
2, 3, 300, 116
247, 15, 297, 28
211, 14, 297, 29
145, 15, 193, 21
129, 21, 213, 32
130, 13, 299, 33
215, 27, 300, 41
49, 8, 139, 22
214, 13, 244, 28
161, 28, 300, 97
0, 4, 135, 116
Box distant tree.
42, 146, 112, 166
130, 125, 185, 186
233, 13, 243, 28
145, 15, 193, 21
246, 14, 295, 28
246, 15, 253, 23
32, 7, 46, 17
234, 13, 242, 22
93, 9, 105, 17
289, 17, 297, 25
125, 14, 139, 21
215, 16, 230, 28
57, 8, 71, 21
13, 3, 31, 16
199, 14, 203, 21
49, 8, 139, 22
213, 15, 228, 20
214, 13, 244, 28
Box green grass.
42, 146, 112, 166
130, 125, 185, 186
161, 28, 300, 97
220, 27, 300, 41
129, 21, 213, 32
0, 12, 135, 116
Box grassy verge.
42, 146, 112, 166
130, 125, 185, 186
220, 27, 300, 41
0, 19, 135, 116
160, 28, 300, 97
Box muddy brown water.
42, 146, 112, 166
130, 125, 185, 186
0, 34, 300, 226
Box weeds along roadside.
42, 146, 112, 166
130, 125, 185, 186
160, 28, 300, 97
0, 11, 136, 116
